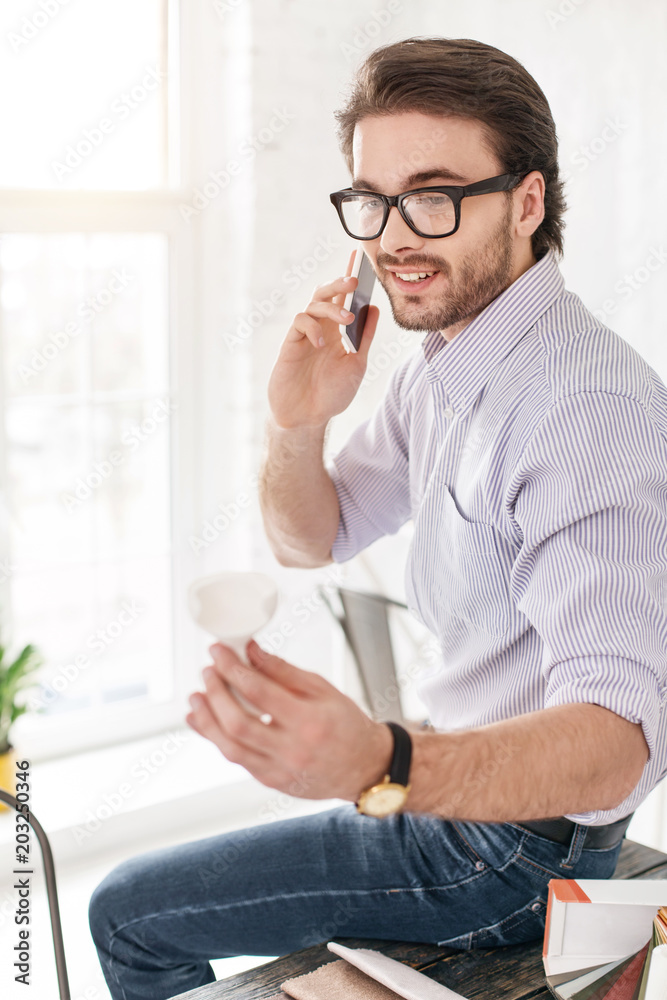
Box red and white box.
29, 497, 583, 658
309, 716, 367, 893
543, 878, 667, 977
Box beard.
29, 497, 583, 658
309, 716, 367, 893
375, 199, 515, 333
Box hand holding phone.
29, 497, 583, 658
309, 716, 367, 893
340, 249, 376, 353
267, 250, 379, 430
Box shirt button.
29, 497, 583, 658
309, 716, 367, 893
443, 406, 454, 419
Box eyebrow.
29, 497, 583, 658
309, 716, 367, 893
352, 167, 469, 191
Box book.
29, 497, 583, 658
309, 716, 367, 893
543, 879, 667, 999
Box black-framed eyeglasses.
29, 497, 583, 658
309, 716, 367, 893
329, 173, 525, 240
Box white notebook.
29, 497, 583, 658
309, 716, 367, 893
325, 942, 469, 1000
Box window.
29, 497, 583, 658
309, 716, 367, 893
0, 0, 199, 759
0, 0, 170, 191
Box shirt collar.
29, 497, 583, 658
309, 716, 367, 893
420, 250, 564, 414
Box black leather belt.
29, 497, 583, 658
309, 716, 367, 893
517, 813, 634, 849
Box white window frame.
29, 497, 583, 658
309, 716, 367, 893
0, 0, 233, 761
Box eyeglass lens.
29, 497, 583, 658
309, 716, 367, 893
340, 191, 457, 238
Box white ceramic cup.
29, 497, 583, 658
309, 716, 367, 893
187, 571, 279, 722
187, 571, 278, 656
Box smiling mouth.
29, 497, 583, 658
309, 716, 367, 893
389, 270, 440, 291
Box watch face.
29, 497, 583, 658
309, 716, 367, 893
359, 783, 408, 818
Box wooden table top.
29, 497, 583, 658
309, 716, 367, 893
172, 839, 667, 1000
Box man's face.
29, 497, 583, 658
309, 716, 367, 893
351, 112, 524, 339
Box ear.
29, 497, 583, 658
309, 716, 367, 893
513, 170, 546, 239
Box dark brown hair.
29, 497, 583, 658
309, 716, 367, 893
334, 37, 565, 259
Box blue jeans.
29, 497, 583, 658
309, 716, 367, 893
88, 804, 623, 1000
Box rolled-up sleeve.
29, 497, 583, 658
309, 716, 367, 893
328, 363, 412, 563
510, 389, 667, 776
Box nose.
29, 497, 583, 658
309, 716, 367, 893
379, 205, 425, 256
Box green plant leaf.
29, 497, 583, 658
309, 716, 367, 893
0, 641, 43, 748
6, 644, 41, 681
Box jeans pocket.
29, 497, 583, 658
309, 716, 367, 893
512, 828, 624, 884
449, 821, 523, 872
437, 894, 548, 950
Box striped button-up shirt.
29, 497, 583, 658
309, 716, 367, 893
329, 250, 667, 825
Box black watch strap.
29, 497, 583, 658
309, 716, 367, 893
385, 722, 412, 786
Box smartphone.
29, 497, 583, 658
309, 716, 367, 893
340, 249, 376, 353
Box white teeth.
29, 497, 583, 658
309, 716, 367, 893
396, 271, 435, 281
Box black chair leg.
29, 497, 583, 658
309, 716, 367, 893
0, 788, 71, 1000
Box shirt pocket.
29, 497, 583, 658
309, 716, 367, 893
413, 484, 511, 638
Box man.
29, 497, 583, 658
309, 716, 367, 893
89, 38, 667, 999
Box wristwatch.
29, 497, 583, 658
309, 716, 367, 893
356, 722, 412, 818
